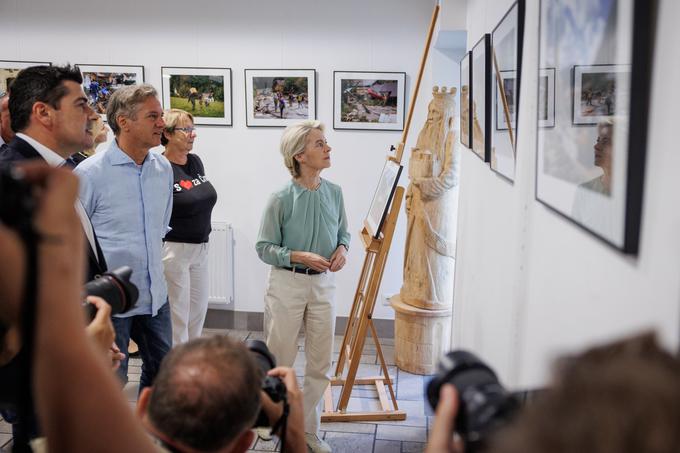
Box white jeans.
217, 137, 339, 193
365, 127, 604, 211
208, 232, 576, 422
264, 267, 336, 435
162, 241, 210, 345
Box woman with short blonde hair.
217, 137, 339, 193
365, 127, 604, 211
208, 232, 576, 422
256, 120, 350, 453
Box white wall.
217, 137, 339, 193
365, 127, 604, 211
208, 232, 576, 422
454, 0, 680, 388
0, 0, 443, 319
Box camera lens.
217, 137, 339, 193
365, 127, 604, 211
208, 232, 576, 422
245, 340, 287, 427
83, 266, 139, 320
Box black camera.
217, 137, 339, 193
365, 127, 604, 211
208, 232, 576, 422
245, 339, 287, 427
427, 351, 520, 453
82, 266, 139, 320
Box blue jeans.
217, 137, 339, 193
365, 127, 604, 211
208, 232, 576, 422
112, 302, 172, 391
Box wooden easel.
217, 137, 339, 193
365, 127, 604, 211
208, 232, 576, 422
321, 4, 439, 422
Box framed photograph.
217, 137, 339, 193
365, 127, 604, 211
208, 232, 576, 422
460, 52, 471, 148
333, 71, 406, 131
76, 64, 145, 119
572, 64, 630, 125
161, 67, 232, 126
491, 0, 525, 181
471, 34, 491, 162
365, 160, 403, 238
538, 67, 556, 128
244, 69, 316, 127
0, 60, 51, 94
536, 0, 653, 253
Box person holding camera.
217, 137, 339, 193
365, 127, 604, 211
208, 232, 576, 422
425, 333, 680, 453
0, 162, 159, 453
75, 84, 174, 391
0, 64, 116, 450
136, 335, 306, 453
256, 120, 350, 453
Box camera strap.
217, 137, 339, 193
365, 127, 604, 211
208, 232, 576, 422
270, 394, 289, 453
16, 228, 40, 441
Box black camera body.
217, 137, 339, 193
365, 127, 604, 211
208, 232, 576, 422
83, 266, 139, 320
245, 339, 287, 427
427, 351, 520, 453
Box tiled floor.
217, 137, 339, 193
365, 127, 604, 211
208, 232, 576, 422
1, 328, 433, 453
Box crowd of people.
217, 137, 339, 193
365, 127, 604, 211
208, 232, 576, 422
0, 64, 679, 453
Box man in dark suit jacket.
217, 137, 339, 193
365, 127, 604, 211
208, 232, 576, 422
0, 65, 106, 280
0, 64, 111, 452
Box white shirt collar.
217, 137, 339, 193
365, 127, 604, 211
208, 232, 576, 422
15, 132, 66, 167
0, 135, 5, 146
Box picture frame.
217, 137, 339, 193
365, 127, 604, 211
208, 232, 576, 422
538, 67, 556, 128
459, 52, 471, 148
0, 60, 51, 94
471, 34, 491, 162
332, 71, 406, 131
244, 69, 316, 127
76, 64, 145, 120
490, 0, 525, 181
572, 64, 630, 126
536, 0, 653, 254
365, 160, 403, 238
161, 67, 232, 126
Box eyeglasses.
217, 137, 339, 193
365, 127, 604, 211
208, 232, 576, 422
175, 127, 196, 134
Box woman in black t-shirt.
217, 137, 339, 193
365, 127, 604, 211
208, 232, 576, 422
161, 109, 217, 345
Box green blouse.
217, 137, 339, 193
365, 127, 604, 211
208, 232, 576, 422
256, 179, 351, 268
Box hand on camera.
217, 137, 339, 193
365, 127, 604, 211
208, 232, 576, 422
261, 366, 306, 453
84, 296, 115, 352
425, 384, 465, 453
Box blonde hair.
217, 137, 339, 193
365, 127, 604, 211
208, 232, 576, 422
280, 120, 324, 177
161, 109, 194, 146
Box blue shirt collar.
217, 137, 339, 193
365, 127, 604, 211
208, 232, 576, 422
108, 139, 157, 166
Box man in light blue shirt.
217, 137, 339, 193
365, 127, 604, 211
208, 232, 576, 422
76, 84, 173, 390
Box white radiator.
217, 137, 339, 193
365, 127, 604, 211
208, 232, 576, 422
207, 222, 235, 308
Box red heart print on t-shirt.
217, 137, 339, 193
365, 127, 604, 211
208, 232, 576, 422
179, 180, 193, 190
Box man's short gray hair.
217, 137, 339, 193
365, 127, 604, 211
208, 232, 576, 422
280, 120, 324, 178
106, 84, 158, 135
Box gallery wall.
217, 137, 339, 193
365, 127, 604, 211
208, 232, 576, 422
454, 0, 680, 388
0, 0, 445, 319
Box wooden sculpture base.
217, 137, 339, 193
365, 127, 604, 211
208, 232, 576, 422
390, 296, 452, 375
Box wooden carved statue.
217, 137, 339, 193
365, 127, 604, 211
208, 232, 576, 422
460, 85, 469, 145
401, 86, 458, 310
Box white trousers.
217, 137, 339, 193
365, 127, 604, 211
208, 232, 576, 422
162, 241, 210, 345
264, 267, 336, 435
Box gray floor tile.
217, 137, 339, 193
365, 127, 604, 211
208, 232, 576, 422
123, 381, 139, 402
374, 439, 401, 452
0, 421, 10, 434
128, 365, 141, 374
402, 441, 426, 452
129, 373, 141, 383
346, 396, 382, 412
324, 431, 374, 453
396, 371, 424, 401
129, 357, 142, 367
376, 425, 427, 442
0, 434, 11, 448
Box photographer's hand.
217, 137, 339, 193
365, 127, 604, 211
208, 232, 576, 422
425, 384, 465, 453
84, 296, 115, 353
266, 366, 306, 453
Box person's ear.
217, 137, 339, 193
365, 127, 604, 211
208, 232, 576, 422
32, 102, 53, 128
136, 386, 153, 418
117, 115, 128, 132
